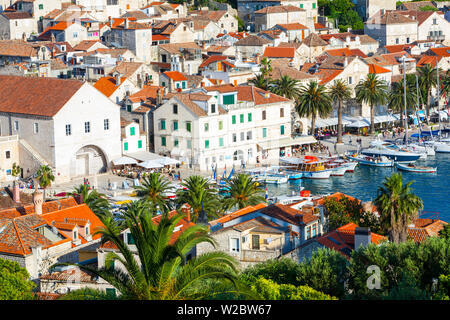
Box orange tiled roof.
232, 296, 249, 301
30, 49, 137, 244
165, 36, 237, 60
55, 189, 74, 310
163, 71, 187, 81
428, 46, 450, 58
209, 203, 268, 226
128, 85, 162, 104
324, 47, 367, 58
237, 86, 290, 105
199, 55, 229, 68
368, 63, 391, 74
263, 46, 295, 58
259, 203, 319, 226
276, 23, 308, 30
417, 55, 439, 67
93, 76, 125, 97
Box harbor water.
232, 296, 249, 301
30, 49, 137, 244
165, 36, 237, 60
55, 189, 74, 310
266, 153, 450, 222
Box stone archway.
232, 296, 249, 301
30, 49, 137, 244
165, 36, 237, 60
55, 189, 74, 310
72, 145, 107, 177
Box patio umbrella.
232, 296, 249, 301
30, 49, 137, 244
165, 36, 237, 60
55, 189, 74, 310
112, 156, 138, 166
137, 160, 164, 169
347, 119, 371, 128
157, 157, 180, 166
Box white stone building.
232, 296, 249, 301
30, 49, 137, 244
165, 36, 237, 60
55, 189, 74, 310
0, 11, 37, 40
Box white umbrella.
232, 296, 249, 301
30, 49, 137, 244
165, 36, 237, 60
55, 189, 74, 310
157, 157, 180, 166
112, 156, 138, 166
137, 160, 164, 169
347, 119, 371, 128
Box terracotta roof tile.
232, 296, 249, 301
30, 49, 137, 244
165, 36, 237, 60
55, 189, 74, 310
263, 46, 295, 58
255, 5, 305, 14
93, 76, 125, 97
163, 71, 187, 81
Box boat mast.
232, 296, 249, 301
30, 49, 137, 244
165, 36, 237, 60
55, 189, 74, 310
402, 55, 408, 145
436, 57, 442, 139
415, 74, 422, 142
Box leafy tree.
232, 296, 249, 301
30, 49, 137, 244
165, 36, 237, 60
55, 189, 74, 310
432, 274, 450, 300
296, 248, 348, 298
69, 184, 111, 220
176, 175, 221, 222
419, 5, 438, 11
418, 64, 437, 120
383, 272, 429, 300
259, 57, 272, 77
388, 78, 417, 127
58, 288, 120, 300
374, 173, 423, 243
329, 79, 352, 143
241, 258, 301, 286
133, 172, 173, 213
58, 206, 240, 299
355, 73, 388, 134
248, 73, 270, 90
0, 258, 35, 300
296, 81, 332, 135
224, 173, 266, 210
246, 277, 337, 300
11, 162, 21, 187
439, 224, 450, 239
268, 75, 301, 100
36, 164, 55, 200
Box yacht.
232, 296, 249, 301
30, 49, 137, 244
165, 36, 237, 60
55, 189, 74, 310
280, 156, 332, 179
362, 140, 421, 163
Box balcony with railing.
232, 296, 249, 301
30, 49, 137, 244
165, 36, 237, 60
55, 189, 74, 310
427, 34, 445, 41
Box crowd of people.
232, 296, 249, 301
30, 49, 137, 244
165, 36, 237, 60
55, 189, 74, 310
112, 166, 182, 183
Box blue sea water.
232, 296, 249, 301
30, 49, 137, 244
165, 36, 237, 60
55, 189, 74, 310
266, 153, 450, 222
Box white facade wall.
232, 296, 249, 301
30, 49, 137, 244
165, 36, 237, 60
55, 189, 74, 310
0, 16, 37, 40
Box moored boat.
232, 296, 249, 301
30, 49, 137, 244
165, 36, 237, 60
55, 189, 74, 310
396, 162, 437, 173
349, 154, 394, 167
280, 156, 332, 179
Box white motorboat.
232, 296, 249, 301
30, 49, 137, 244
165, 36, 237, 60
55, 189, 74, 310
349, 154, 394, 167
362, 142, 421, 163
434, 139, 450, 153
264, 174, 288, 184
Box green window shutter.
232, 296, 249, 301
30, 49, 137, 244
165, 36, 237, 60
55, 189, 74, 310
313, 3, 316, 9
161, 120, 166, 130
130, 127, 135, 136
127, 105, 131, 112
240, 114, 244, 123
263, 128, 267, 138
219, 137, 224, 147
176, 82, 180, 88
248, 113, 252, 122
127, 233, 135, 245
173, 121, 178, 131
138, 140, 142, 149
162, 81, 166, 87
204, 123, 209, 132
161, 136, 166, 146
186, 122, 191, 132
187, 139, 191, 148
300, 4, 303, 8
124, 142, 128, 151
182, 81, 186, 89
223, 94, 235, 105
205, 140, 209, 149
280, 125, 285, 135
232, 115, 236, 124
174, 139, 179, 147
39, 4, 43, 9
219, 121, 223, 130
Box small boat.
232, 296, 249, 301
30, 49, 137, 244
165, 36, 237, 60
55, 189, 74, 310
396, 162, 437, 173
280, 156, 332, 179
349, 154, 394, 167
327, 163, 348, 176
264, 174, 288, 184
434, 139, 450, 153
341, 161, 358, 172
363, 140, 421, 162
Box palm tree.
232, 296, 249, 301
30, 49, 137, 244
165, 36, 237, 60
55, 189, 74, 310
69, 184, 111, 220
269, 75, 301, 100
133, 172, 173, 213
296, 81, 333, 135
441, 70, 450, 100
58, 207, 240, 299
329, 79, 352, 144
248, 73, 270, 90
260, 57, 272, 77
36, 165, 55, 200
355, 73, 388, 134
225, 173, 266, 210
388, 78, 417, 128
374, 173, 423, 244
176, 175, 221, 222
417, 63, 437, 121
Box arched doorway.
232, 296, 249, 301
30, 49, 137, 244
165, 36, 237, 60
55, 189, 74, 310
73, 145, 107, 177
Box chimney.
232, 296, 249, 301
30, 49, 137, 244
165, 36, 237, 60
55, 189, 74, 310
115, 73, 121, 86
124, 18, 129, 29
354, 227, 371, 250
108, 16, 112, 28
12, 184, 20, 203
344, 57, 348, 67
181, 204, 191, 221
32, 189, 44, 215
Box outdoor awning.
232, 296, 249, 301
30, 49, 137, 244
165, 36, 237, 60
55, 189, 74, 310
170, 148, 185, 157
127, 151, 164, 162
347, 118, 371, 128
137, 160, 164, 169
158, 157, 180, 166
257, 136, 317, 150
315, 117, 354, 128
373, 114, 399, 124
111, 156, 138, 165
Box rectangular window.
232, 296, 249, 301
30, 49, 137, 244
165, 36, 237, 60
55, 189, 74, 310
14, 121, 18, 131
186, 122, 191, 132
66, 124, 71, 136
219, 137, 224, 146
187, 139, 191, 148
84, 121, 90, 133
204, 123, 209, 132
173, 104, 178, 114
182, 81, 186, 89
240, 132, 245, 141
130, 126, 135, 136
223, 94, 235, 105
5, 151, 10, 159
232, 115, 236, 124
205, 140, 209, 149
263, 128, 267, 138
307, 226, 311, 239
127, 233, 135, 245
161, 136, 166, 146
252, 235, 260, 250
280, 108, 284, 117
219, 121, 223, 130
138, 140, 142, 149
161, 119, 166, 130
173, 120, 178, 131
232, 133, 237, 142
262, 110, 266, 120
312, 3, 316, 9
174, 139, 179, 147
300, 4, 303, 8
104, 119, 109, 130
33, 123, 39, 134
240, 114, 244, 123
348, 76, 353, 85
124, 142, 128, 151
73, 32, 78, 38
211, 104, 216, 113
280, 125, 285, 135
247, 131, 252, 140
39, 4, 43, 10
230, 238, 240, 252
248, 113, 252, 122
